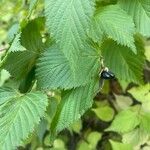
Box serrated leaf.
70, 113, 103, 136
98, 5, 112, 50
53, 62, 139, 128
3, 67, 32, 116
20, 17, 45, 53
107, 109, 140, 133
92, 106, 114, 122
7, 23, 19, 42
110, 140, 133, 150
3, 51, 37, 79
36, 43, 100, 89
0, 87, 18, 105
128, 84, 150, 102
119, 0, 150, 37
0, 70, 10, 86
28, 0, 38, 16
44, 0, 95, 62
50, 79, 98, 134
8, 33, 26, 52
2, 18, 45, 79
102, 38, 145, 84
89, 5, 136, 53
0, 91, 48, 150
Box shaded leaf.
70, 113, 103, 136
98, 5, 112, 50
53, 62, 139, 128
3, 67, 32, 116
2, 18, 45, 79
8, 33, 26, 52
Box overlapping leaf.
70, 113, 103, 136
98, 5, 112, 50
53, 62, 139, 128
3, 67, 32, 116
7, 23, 19, 42
0, 91, 48, 150
44, 0, 95, 62
8, 33, 26, 52
107, 109, 140, 133
36, 43, 100, 89
110, 140, 133, 150
2, 18, 45, 79
128, 84, 150, 102
122, 128, 149, 146
3, 51, 37, 79
28, 0, 38, 16
50, 79, 98, 133
89, 5, 136, 53
0, 87, 18, 105
140, 113, 150, 133
101, 37, 145, 84
119, 0, 150, 37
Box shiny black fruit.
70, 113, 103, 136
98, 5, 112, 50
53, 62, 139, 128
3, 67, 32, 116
100, 70, 115, 80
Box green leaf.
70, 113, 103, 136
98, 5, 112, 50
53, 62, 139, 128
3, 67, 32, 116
50, 79, 98, 134
0, 87, 18, 105
110, 140, 133, 150
107, 109, 140, 133
53, 139, 66, 150
87, 131, 102, 149
44, 0, 95, 62
20, 17, 45, 53
129, 85, 150, 114
0, 70, 10, 86
3, 51, 37, 79
2, 18, 45, 79
77, 131, 102, 150
142, 101, 150, 113
28, 0, 38, 16
7, 23, 19, 42
70, 120, 82, 134
114, 95, 133, 111
145, 45, 150, 61
36, 43, 100, 89
0, 91, 48, 150
89, 5, 136, 53
8, 33, 26, 52
92, 106, 115, 122
128, 84, 150, 102
140, 113, 150, 133
122, 128, 149, 147
77, 141, 91, 150
119, 0, 150, 37
102, 38, 145, 84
